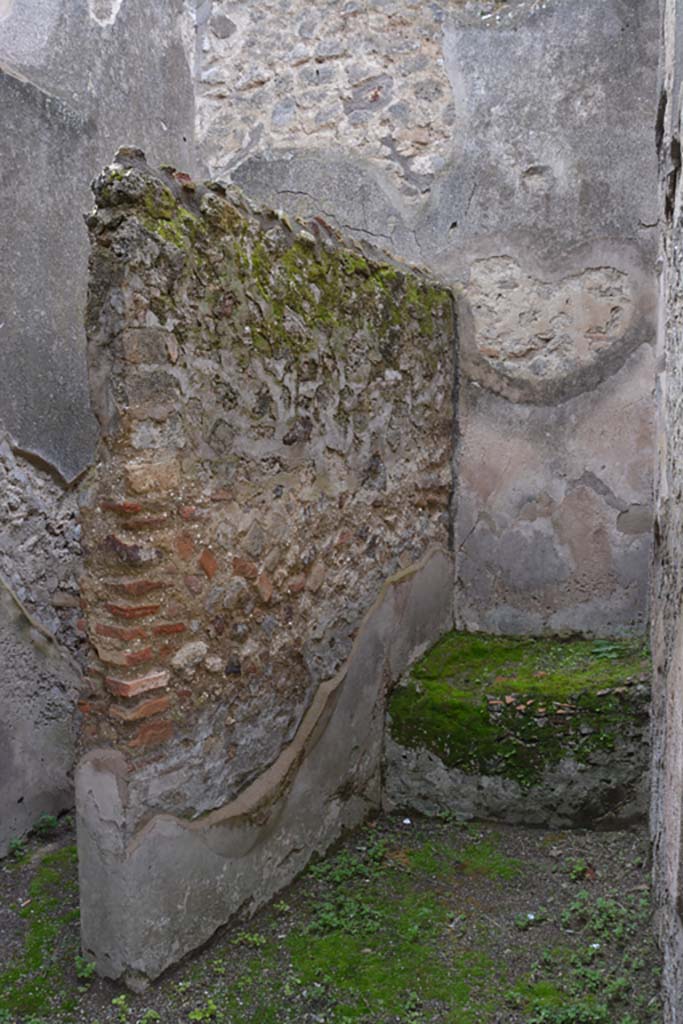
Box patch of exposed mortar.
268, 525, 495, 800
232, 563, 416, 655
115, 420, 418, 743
464, 256, 634, 390
0, 436, 84, 658
87, 0, 125, 28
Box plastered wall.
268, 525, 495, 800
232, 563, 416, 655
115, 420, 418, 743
198, 0, 659, 635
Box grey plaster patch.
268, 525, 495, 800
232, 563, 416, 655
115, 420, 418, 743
0, 576, 81, 857
0, 0, 197, 479
455, 343, 654, 636
617, 504, 653, 535
77, 547, 454, 982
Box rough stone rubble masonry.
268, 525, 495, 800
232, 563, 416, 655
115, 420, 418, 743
75, 149, 455, 983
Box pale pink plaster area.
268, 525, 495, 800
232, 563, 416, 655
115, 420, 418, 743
456, 343, 654, 636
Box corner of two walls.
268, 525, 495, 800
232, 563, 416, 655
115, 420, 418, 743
0, 0, 662, 988
201, 0, 659, 639
0, 0, 197, 852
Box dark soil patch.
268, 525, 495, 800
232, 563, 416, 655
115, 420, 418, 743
0, 814, 661, 1023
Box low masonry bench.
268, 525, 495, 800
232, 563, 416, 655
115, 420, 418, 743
384, 632, 650, 829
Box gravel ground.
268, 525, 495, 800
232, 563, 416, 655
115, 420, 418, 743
0, 813, 662, 1024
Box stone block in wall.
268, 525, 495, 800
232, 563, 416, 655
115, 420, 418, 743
76, 150, 455, 983
0, 578, 81, 857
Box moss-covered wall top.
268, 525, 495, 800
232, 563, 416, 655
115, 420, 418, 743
79, 148, 455, 827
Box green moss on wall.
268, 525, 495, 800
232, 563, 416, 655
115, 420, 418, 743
94, 163, 453, 371
388, 633, 650, 788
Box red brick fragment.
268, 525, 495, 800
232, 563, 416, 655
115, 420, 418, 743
180, 506, 198, 521
287, 574, 306, 594
157, 641, 184, 662
101, 501, 143, 515
153, 623, 186, 636
96, 623, 148, 641
128, 718, 173, 749
105, 669, 169, 699
233, 556, 258, 580
200, 549, 218, 579
105, 603, 161, 620
103, 534, 162, 566
175, 532, 195, 560
109, 579, 164, 598
109, 695, 170, 722
126, 646, 155, 667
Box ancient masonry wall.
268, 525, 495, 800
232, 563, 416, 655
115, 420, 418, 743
75, 151, 455, 982
652, 2, 683, 1021
199, 0, 660, 636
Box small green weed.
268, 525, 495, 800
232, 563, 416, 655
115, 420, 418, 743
305, 894, 382, 936
75, 955, 96, 982
231, 931, 268, 949
111, 994, 130, 1022
138, 1010, 161, 1024
568, 858, 589, 881
8, 836, 27, 860
33, 814, 59, 838
188, 997, 218, 1020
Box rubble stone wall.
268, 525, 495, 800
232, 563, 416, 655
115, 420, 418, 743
76, 150, 455, 981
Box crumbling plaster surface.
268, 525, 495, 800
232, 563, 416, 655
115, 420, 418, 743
199, 0, 660, 634
0, 577, 81, 858
651, 1, 683, 1020
76, 152, 455, 978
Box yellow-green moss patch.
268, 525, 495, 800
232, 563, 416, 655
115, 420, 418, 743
389, 632, 650, 788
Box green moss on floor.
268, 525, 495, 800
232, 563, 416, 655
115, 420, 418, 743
0, 845, 80, 1018
389, 632, 650, 788
0, 818, 661, 1023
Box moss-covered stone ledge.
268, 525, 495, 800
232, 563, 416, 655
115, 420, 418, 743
383, 632, 651, 828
